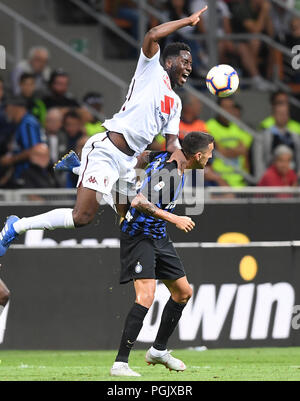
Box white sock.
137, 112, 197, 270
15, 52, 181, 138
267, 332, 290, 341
0, 302, 9, 344
113, 361, 128, 368
150, 346, 167, 357
72, 166, 80, 175
13, 209, 75, 234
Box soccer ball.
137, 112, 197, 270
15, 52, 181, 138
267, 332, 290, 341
206, 64, 239, 97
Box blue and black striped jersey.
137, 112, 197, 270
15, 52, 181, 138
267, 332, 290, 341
121, 151, 185, 239
13, 113, 44, 179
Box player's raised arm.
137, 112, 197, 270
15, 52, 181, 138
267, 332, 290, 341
131, 192, 195, 233
142, 6, 208, 59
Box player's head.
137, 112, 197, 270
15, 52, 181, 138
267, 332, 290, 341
182, 131, 214, 169
162, 42, 192, 88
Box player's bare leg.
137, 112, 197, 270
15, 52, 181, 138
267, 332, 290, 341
0, 272, 10, 343
72, 185, 101, 227
145, 276, 193, 371
0, 277, 10, 314
163, 276, 193, 304
0, 185, 103, 256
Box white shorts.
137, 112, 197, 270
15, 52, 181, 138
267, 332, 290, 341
77, 132, 137, 197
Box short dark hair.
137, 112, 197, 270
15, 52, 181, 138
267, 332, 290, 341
182, 132, 214, 156
162, 42, 191, 64
49, 69, 69, 86
19, 73, 35, 84
63, 109, 80, 124
270, 90, 288, 105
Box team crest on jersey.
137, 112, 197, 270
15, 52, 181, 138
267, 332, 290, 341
152, 158, 162, 170
154, 181, 165, 192
104, 176, 109, 187
135, 261, 143, 274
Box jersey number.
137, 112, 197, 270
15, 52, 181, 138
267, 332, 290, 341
161, 96, 174, 115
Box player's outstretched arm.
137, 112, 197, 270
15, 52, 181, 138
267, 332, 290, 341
143, 6, 208, 58
131, 193, 195, 233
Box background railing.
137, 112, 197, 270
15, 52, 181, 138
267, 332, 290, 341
0, 188, 300, 205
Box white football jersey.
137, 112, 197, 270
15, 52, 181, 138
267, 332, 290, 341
103, 48, 182, 155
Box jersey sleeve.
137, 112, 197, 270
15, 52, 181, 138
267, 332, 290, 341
21, 121, 43, 149
134, 47, 161, 78
162, 97, 182, 136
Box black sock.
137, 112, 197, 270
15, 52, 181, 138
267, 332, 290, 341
115, 303, 149, 363
153, 297, 186, 351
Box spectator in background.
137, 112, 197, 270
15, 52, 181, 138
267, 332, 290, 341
44, 108, 66, 163
259, 103, 300, 175
259, 91, 300, 133
271, 0, 294, 44
179, 93, 207, 142
80, 92, 106, 137
230, 0, 274, 90
62, 110, 86, 187
115, 1, 139, 40
258, 145, 298, 187
19, 73, 47, 126
1, 96, 45, 180
43, 69, 79, 110
164, 0, 204, 76
0, 78, 15, 188
206, 97, 253, 187
0, 77, 15, 143
12, 47, 51, 95
192, 0, 236, 65
17, 143, 61, 189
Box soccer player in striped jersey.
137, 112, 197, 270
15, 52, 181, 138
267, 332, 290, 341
0, 6, 208, 257
111, 132, 214, 377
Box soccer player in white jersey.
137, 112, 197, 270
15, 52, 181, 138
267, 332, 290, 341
0, 6, 207, 256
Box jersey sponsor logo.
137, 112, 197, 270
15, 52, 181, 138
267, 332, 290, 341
165, 201, 177, 209
156, 107, 166, 124
161, 95, 174, 115
154, 181, 165, 192
87, 176, 98, 184
135, 261, 143, 274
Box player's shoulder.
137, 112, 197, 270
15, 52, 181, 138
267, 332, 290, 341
148, 151, 171, 165
148, 151, 180, 174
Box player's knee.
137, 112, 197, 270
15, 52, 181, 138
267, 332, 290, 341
137, 292, 155, 309
72, 209, 95, 227
0, 287, 10, 306
178, 286, 193, 304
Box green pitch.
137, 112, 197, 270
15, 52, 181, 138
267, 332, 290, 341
0, 348, 300, 381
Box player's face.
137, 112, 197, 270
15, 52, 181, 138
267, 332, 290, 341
168, 51, 192, 88
195, 142, 214, 169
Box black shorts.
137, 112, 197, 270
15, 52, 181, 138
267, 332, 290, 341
120, 232, 186, 284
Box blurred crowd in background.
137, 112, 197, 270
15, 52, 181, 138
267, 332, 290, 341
1, 0, 300, 191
